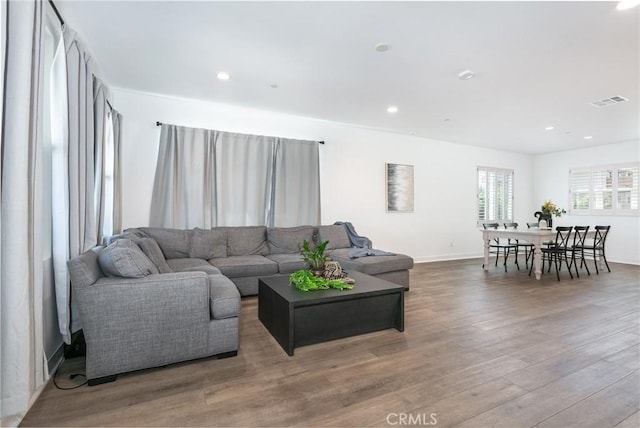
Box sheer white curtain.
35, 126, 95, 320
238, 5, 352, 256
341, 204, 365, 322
150, 124, 321, 228
0, 0, 49, 424
52, 26, 122, 344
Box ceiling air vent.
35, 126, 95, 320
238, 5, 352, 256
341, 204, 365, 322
590, 95, 629, 107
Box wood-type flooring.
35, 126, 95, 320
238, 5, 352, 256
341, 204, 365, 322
21, 258, 640, 427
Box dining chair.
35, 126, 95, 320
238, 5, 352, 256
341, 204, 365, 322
567, 226, 590, 277
483, 223, 519, 272
530, 226, 574, 281
576, 225, 611, 274
504, 223, 534, 269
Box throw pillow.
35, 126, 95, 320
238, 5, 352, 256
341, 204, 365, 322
98, 239, 159, 278
138, 237, 173, 273
137, 227, 191, 259
267, 226, 315, 254
190, 227, 227, 259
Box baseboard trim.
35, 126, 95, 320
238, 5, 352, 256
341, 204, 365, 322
414, 254, 482, 264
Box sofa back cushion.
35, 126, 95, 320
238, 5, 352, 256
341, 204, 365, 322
138, 227, 191, 259
267, 226, 315, 254
98, 239, 159, 278
138, 237, 173, 273
190, 227, 227, 259
67, 247, 105, 289
226, 226, 269, 256
317, 225, 351, 250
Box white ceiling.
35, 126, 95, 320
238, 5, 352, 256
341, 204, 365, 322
56, 1, 640, 155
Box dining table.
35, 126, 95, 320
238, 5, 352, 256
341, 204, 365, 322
480, 228, 593, 280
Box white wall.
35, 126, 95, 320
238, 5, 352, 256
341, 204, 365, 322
533, 140, 640, 264
113, 88, 534, 262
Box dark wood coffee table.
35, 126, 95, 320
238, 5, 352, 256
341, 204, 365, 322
258, 271, 404, 356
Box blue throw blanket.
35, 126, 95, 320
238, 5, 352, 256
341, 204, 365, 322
334, 221, 372, 248
334, 221, 396, 259
348, 248, 396, 259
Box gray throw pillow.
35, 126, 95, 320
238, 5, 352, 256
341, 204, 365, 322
98, 239, 159, 278
317, 225, 351, 250
137, 227, 191, 259
267, 226, 315, 254
138, 237, 173, 273
190, 227, 227, 259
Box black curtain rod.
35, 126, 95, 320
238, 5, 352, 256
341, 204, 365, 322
48, 0, 64, 25
155, 121, 325, 144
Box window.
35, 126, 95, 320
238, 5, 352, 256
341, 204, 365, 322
477, 166, 514, 225
569, 163, 639, 215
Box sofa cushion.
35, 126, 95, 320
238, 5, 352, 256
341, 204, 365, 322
67, 247, 104, 289
190, 227, 227, 259
98, 239, 159, 278
317, 225, 351, 250
226, 226, 269, 256
265, 253, 308, 274
138, 237, 173, 273
167, 258, 222, 275
267, 226, 315, 254
208, 274, 241, 319
209, 255, 278, 277
138, 227, 191, 259
328, 248, 414, 275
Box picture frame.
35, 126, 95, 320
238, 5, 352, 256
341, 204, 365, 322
386, 163, 414, 212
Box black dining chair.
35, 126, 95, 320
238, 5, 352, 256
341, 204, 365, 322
530, 226, 573, 281
483, 223, 519, 272
576, 225, 611, 274
567, 226, 590, 277
504, 222, 534, 269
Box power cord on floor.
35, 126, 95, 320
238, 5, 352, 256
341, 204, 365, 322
52, 371, 88, 390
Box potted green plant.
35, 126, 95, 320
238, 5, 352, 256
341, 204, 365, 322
300, 239, 329, 276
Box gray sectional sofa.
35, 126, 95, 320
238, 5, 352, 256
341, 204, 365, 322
67, 223, 413, 385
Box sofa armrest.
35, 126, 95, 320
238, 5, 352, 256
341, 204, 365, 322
75, 272, 211, 364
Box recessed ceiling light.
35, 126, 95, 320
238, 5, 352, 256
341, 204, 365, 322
584, 136, 593, 140
216, 72, 231, 80
545, 126, 555, 131
387, 106, 398, 114
617, 0, 640, 11
458, 70, 475, 80
375, 43, 391, 52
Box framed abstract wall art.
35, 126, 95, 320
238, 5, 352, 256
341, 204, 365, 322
386, 163, 414, 212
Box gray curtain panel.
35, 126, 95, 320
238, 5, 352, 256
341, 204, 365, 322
93, 76, 122, 238
150, 124, 321, 228
112, 109, 123, 234
270, 138, 321, 227
93, 76, 110, 239
0, 0, 49, 419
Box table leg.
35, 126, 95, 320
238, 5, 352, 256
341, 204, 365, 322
483, 238, 490, 270
534, 244, 543, 280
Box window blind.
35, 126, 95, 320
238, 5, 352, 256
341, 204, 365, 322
478, 166, 514, 224
569, 163, 639, 215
